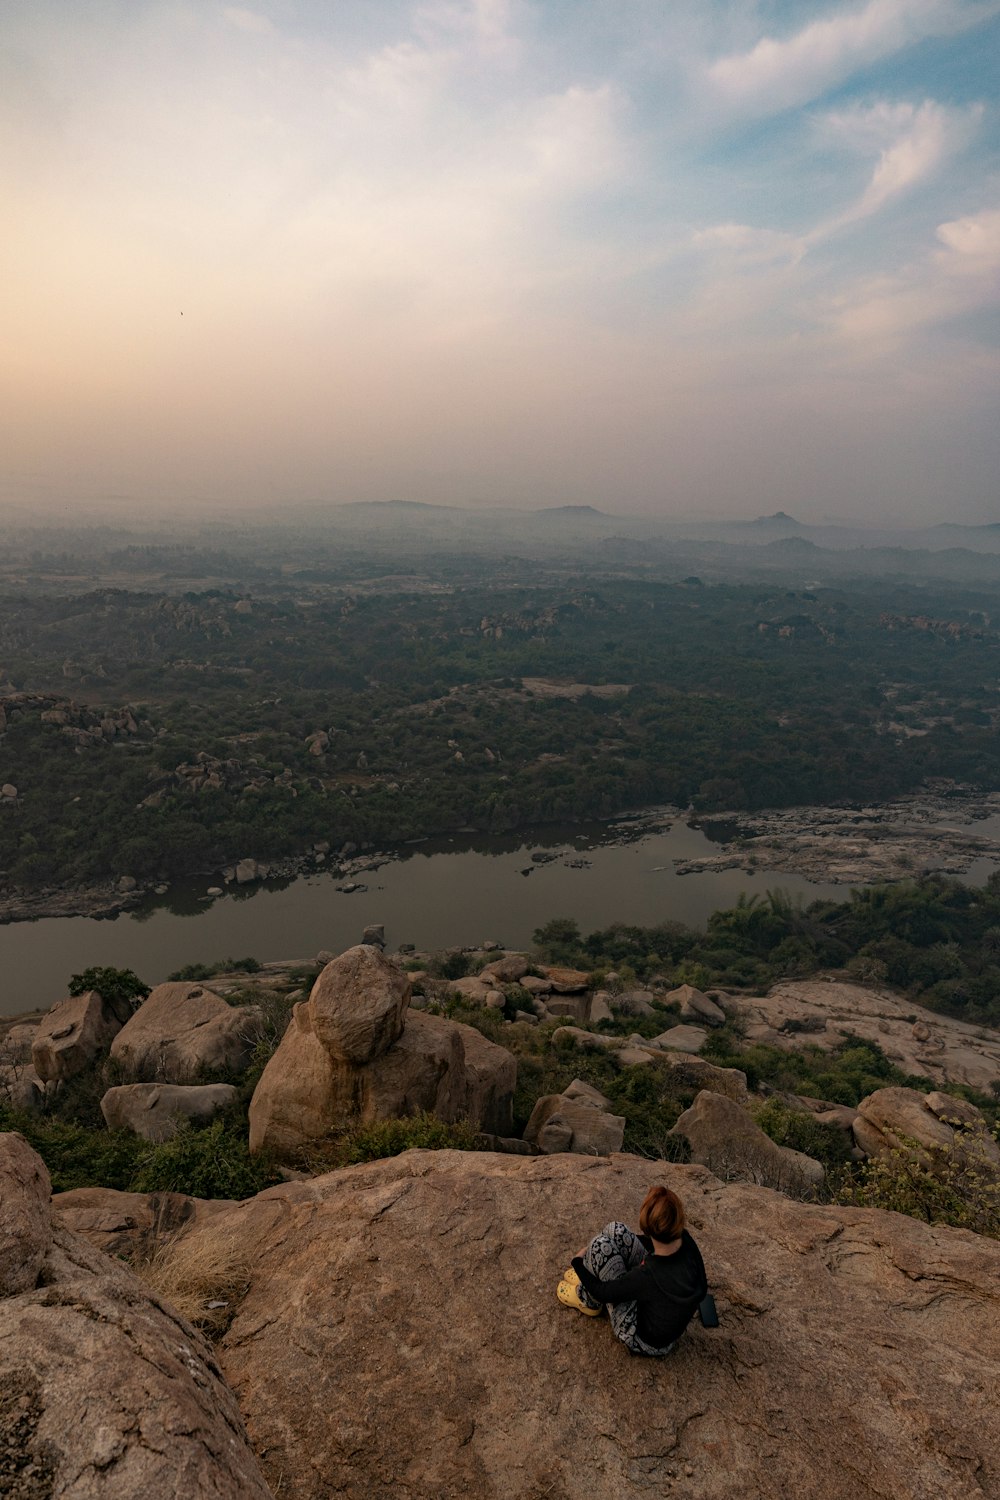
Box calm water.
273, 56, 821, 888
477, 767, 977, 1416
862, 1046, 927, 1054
1, 810, 996, 1017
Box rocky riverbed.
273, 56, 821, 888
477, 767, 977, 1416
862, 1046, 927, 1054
1, 785, 998, 929
675, 786, 1000, 884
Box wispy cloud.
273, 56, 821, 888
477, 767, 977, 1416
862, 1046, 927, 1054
707, 0, 1000, 115
825, 205, 1000, 347
811, 99, 983, 236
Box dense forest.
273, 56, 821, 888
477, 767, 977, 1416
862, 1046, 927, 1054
0, 561, 997, 897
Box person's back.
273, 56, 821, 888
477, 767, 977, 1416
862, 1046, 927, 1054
560, 1186, 707, 1356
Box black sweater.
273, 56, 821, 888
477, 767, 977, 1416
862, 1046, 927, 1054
571, 1231, 707, 1352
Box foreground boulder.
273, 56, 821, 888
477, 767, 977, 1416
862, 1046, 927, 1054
670, 1090, 825, 1193
853, 1085, 1000, 1165
31, 989, 127, 1083
168, 1148, 1000, 1500
101, 1081, 239, 1142
0, 1134, 270, 1498
249, 947, 515, 1157
52, 1185, 234, 1257
0, 1133, 51, 1297
111, 982, 262, 1081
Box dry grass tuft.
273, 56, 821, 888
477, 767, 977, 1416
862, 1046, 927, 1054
131, 1230, 252, 1339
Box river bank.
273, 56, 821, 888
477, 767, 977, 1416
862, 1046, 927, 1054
2, 783, 998, 929
680, 786, 1000, 884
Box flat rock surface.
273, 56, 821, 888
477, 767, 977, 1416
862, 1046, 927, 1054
731, 978, 1000, 1091
176, 1149, 1000, 1500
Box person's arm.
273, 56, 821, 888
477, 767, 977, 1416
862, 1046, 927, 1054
571, 1256, 653, 1306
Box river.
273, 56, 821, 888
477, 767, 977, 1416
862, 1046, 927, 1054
1, 812, 847, 1016
2, 807, 997, 1017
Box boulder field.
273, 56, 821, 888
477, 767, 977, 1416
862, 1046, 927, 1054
157, 1148, 999, 1500
248, 945, 515, 1156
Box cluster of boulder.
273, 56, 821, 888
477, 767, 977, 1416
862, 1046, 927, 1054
2, 981, 262, 1142
5, 948, 998, 1199
248, 946, 515, 1157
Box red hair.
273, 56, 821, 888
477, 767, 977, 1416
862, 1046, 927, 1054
639, 1185, 685, 1242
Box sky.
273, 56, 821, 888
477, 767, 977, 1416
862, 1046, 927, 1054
2, 0, 999, 524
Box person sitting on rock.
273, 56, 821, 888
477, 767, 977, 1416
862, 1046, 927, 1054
557, 1185, 707, 1357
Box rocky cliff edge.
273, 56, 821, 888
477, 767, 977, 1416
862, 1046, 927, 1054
169, 1148, 1000, 1500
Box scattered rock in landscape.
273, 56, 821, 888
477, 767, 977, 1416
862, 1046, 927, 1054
110, 982, 262, 1082
31, 989, 130, 1083
852, 1086, 1000, 1165
649, 1023, 708, 1055
519, 974, 551, 997
561, 1077, 612, 1109
663, 982, 727, 1027
169, 1148, 1000, 1500
611, 987, 656, 1017
729, 978, 1000, 1091
670, 1090, 825, 1193
550, 1026, 748, 1102
479, 953, 528, 984
362, 923, 386, 948
1, 1023, 37, 1064
0, 1133, 51, 1297
924, 1090, 986, 1127
523, 1086, 626, 1155
0, 1061, 44, 1112
537, 964, 590, 994
542, 989, 591, 1023
791, 1094, 859, 1142
656, 1052, 749, 1104
0, 1134, 271, 1499
447, 975, 506, 1008
101, 1082, 239, 1142
235, 858, 265, 884
588, 990, 613, 1024
249, 946, 515, 1157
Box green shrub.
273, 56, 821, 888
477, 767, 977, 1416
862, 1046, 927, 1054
752, 1098, 852, 1170
68, 966, 149, 1010
833, 1127, 1000, 1238
298, 1110, 483, 1172
0, 1108, 143, 1193
131, 1119, 279, 1198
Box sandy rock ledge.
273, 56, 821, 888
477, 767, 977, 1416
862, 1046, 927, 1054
166, 1147, 1000, 1500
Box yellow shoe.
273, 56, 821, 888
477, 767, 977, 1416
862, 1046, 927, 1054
556, 1267, 603, 1316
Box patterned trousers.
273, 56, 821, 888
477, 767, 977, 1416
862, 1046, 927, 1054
580, 1221, 677, 1357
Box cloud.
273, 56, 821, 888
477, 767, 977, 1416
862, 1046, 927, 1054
825, 205, 1000, 346
692, 223, 805, 265
811, 99, 982, 236
707, 0, 1000, 115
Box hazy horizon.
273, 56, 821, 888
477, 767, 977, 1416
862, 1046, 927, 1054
3, 1, 999, 524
